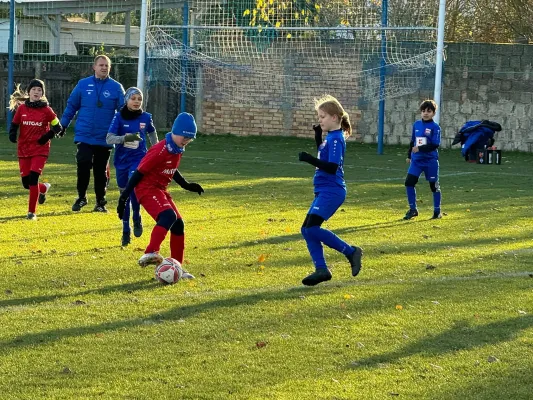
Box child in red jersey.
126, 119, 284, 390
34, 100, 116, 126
8, 79, 63, 220
117, 113, 204, 275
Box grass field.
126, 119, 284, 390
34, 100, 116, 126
0, 132, 532, 400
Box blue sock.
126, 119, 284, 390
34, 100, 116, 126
130, 192, 141, 221
406, 186, 417, 209
306, 226, 352, 256
433, 191, 441, 212
301, 227, 327, 269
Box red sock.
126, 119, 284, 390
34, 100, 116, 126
145, 225, 168, 254
170, 233, 185, 263
29, 185, 39, 213
38, 183, 47, 193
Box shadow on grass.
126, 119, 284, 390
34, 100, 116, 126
348, 315, 533, 369
1, 273, 530, 354
0, 209, 78, 223
0, 285, 336, 352
0, 279, 158, 309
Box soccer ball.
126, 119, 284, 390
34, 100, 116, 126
155, 258, 183, 285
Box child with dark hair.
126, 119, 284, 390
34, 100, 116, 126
107, 87, 158, 246
297, 94, 363, 286
8, 79, 63, 220
117, 113, 203, 277
404, 99, 442, 220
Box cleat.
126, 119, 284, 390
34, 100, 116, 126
26, 212, 37, 220
347, 246, 363, 277
181, 270, 195, 280
121, 231, 131, 247
302, 268, 332, 286
138, 252, 163, 267
431, 211, 442, 219
403, 208, 419, 220
93, 198, 108, 213
133, 218, 143, 238
72, 197, 88, 211
38, 183, 51, 205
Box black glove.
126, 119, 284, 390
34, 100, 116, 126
37, 130, 55, 145
124, 133, 142, 143
299, 151, 314, 163
9, 133, 17, 143
55, 127, 66, 138
312, 124, 322, 135
117, 195, 128, 219
185, 182, 204, 195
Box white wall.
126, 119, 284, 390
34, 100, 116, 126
0, 19, 18, 53
0, 18, 139, 55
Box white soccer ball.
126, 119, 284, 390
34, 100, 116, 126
155, 257, 183, 285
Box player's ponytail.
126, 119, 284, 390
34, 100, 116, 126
8, 84, 28, 111
341, 113, 352, 137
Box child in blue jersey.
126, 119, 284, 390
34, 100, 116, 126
298, 95, 363, 286
106, 87, 158, 246
404, 99, 442, 220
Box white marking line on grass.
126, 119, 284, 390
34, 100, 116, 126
188, 157, 533, 178
187, 156, 406, 172
2, 271, 530, 313
347, 171, 477, 183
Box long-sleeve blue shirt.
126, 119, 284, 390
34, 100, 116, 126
313, 129, 346, 191
60, 75, 125, 147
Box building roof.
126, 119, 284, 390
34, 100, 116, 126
0, 1, 185, 15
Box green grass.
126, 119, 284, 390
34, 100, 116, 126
0, 132, 532, 400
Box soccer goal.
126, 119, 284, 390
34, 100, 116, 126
141, 0, 441, 140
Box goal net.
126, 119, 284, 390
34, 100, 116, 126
146, 0, 438, 109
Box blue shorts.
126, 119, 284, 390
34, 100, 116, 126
408, 159, 439, 182
116, 165, 138, 189
307, 189, 346, 220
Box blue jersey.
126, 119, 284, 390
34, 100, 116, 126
108, 111, 156, 168
313, 129, 346, 190
411, 119, 441, 162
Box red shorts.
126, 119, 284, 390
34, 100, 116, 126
136, 189, 182, 221
19, 156, 47, 177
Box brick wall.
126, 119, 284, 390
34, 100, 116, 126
198, 42, 533, 152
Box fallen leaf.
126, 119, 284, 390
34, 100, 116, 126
395, 305, 403, 310
343, 294, 354, 300
487, 356, 499, 363
426, 264, 436, 270
257, 254, 267, 263
256, 341, 268, 348
61, 367, 72, 374
518, 310, 527, 315
429, 363, 443, 370
73, 300, 86, 305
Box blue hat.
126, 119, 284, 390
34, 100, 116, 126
125, 87, 143, 102
171, 112, 197, 139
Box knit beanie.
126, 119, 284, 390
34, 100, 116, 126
171, 112, 197, 139
27, 79, 45, 96
125, 87, 143, 102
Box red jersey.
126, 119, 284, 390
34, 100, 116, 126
12, 104, 57, 158
135, 139, 182, 199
